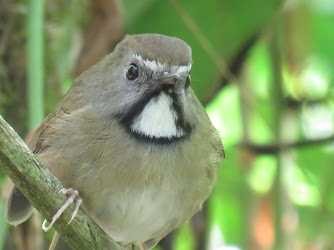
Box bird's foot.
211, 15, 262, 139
42, 188, 82, 232
139, 244, 145, 250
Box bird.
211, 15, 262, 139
6, 34, 224, 249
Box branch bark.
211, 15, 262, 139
0, 114, 122, 250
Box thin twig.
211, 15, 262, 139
240, 135, 334, 155
169, 0, 233, 78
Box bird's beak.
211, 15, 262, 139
159, 74, 182, 87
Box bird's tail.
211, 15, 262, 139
6, 186, 33, 226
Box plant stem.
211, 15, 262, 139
269, 17, 285, 250
27, 0, 44, 129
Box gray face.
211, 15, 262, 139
86, 34, 194, 144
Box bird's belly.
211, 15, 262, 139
87, 175, 201, 246
77, 134, 218, 245
103, 186, 183, 243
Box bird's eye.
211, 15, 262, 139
126, 63, 139, 80
185, 75, 191, 88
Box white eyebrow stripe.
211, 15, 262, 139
133, 54, 191, 76
175, 65, 192, 76
134, 54, 164, 72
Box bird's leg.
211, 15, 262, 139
138, 243, 145, 250
42, 188, 82, 232
132, 243, 145, 250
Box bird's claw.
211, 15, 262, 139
42, 188, 82, 232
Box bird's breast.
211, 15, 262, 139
79, 135, 217, 244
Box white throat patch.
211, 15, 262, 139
130, 93, 184, 138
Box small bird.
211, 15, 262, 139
6, 34, 224, 249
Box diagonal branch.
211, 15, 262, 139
0, 114, 122, 250
201, 33, 259, 105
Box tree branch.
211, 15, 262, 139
240, 135, 334, 155
0, 114, 122, 250
73, 0, 124, 76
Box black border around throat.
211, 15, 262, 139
115, 88, 192, 145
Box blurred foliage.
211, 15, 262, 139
27, 0, 44, 129
1, 0, 334, 249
